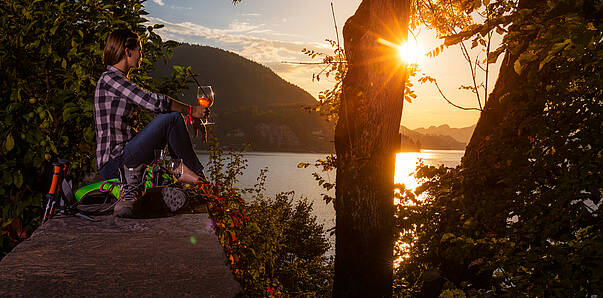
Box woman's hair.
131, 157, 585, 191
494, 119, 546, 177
103, 29, 141, 67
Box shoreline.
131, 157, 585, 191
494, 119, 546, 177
194, 149, 465, 155
194, 149, 335, 155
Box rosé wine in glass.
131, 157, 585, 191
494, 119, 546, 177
197, 86, 214, 108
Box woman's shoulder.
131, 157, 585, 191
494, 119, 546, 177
98, 68, 126, 85
96, 70, 123, 95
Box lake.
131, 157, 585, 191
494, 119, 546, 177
196, 150, 465, 253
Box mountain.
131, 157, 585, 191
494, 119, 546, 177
153, 44, 317, 109
400, 125, 468, 150
413, 124, 476, 144
152, 44, 333, 152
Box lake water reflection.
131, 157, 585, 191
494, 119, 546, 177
198, 150, 464, 256
197, 150, 464, 228
392, 150, 464, 263
394, 150, 465, 202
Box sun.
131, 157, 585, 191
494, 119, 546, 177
377, 37, 425, 66
397, 40, 425, 65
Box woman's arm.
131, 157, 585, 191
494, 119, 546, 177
103, 71, 207, 119
102, 72, 209, 138
170, 98, 208, 119
103, 72, 171, 113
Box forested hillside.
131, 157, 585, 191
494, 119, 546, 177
153, 44, 333, 152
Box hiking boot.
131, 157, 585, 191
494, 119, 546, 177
114, 199, 136, 218
115, 163, 146, 218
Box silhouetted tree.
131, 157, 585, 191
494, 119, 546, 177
334, 1, 410, 296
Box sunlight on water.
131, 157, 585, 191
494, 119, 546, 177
393, 152, 428, 267
391, 150, 464, 267
393, 152, 431, 205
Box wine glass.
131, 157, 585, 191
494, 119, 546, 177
168, 158, 183, 180
196, 86, 214, 125
154, 148, 172, 169
154, 149, 166, 163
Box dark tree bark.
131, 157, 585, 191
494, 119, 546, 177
462, 0, 541, 217
333, 1, 410, 297
464, 0, 540, 163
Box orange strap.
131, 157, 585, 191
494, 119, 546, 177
48, 164, 62, 195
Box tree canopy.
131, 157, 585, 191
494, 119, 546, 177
394, 0, 602, 296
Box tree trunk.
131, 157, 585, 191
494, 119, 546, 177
464, 0, 540, 162
454, 0, 544, 290
333, 1, 410, 297
461, 0, 540, 222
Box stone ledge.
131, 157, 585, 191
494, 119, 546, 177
0, 213, 242, 297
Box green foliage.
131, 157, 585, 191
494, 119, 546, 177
0, 0, 191, 258
202, 139, 333, 296
302, 39, 347, 123
394, 165, 501, 296
395, 0, 602, 296
297, 40, 345, 207
297, 155, 337, 205
240, 193, 334, 296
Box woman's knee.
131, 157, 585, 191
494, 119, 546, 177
154, 111, 184, 129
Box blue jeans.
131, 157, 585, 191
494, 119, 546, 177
98, 112, 204, 179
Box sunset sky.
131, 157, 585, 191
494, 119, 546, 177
145, 0, 502, 129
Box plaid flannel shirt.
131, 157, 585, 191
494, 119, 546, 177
94, 65, 171, 170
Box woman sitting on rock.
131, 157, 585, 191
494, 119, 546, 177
94, 29, 207, 218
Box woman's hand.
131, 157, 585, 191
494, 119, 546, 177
191, 106, 209, 120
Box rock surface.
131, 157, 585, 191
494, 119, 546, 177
0, 212, 242, 297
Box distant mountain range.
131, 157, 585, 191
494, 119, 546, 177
414, 124, 476, 144
152, 44, 333, 152
399, 124, 476, 151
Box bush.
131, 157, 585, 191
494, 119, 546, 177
240, 193, 333, 296
201, 139, 333, 296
